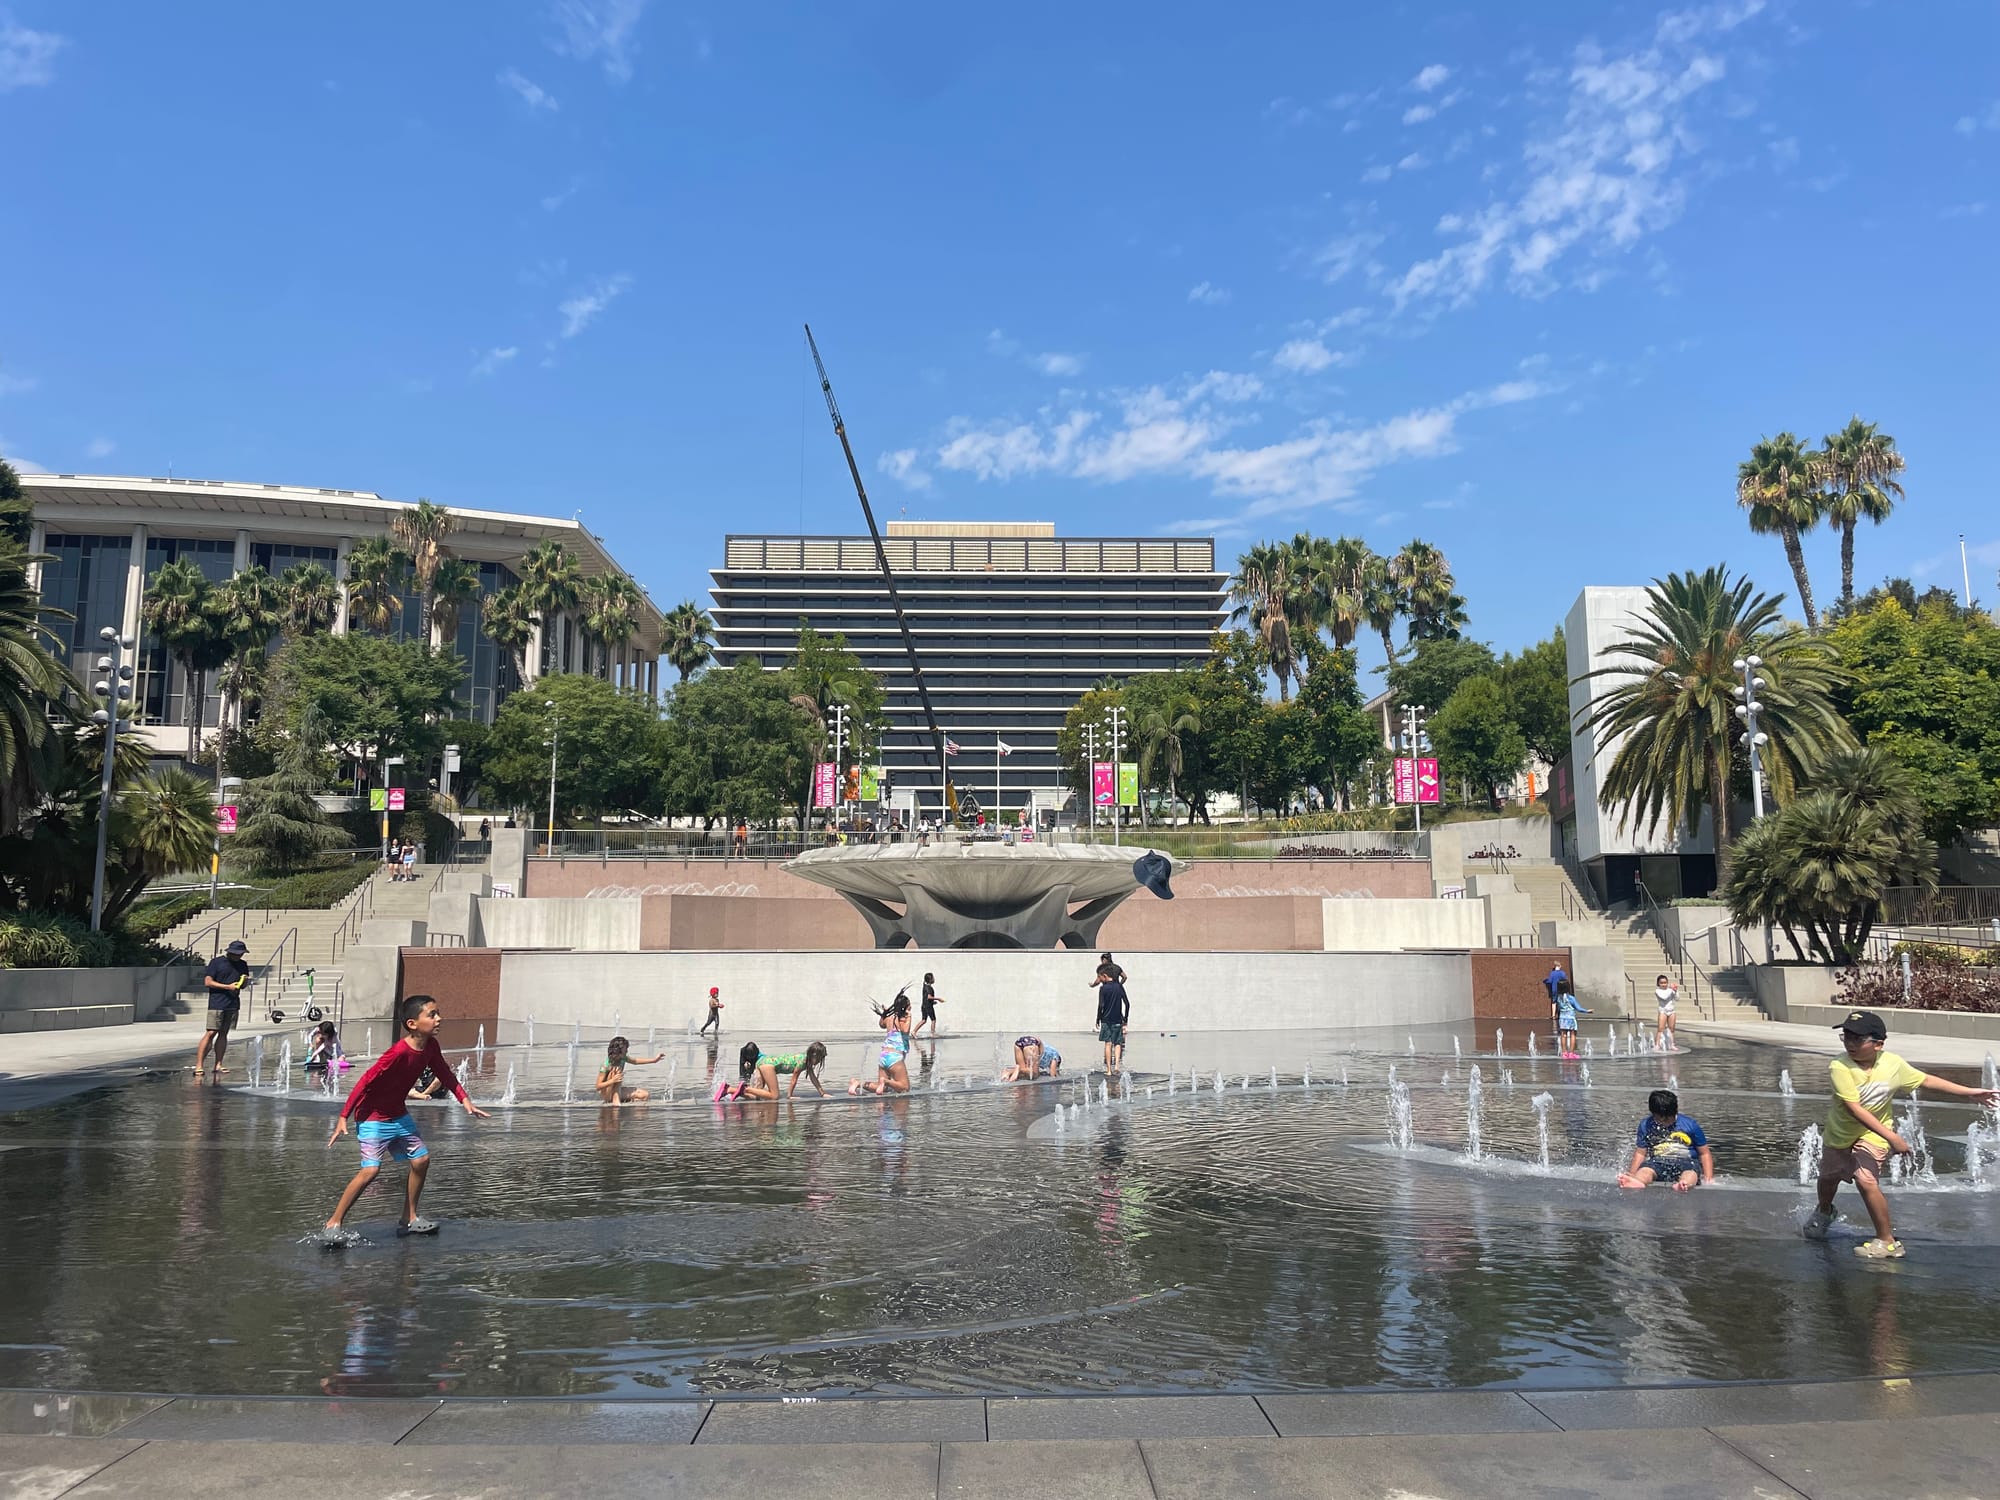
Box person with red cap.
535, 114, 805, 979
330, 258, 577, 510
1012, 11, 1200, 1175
1805, 1008, 1999, 1258
699, 985, 724, 1037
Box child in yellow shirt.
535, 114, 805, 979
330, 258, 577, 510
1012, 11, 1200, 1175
1805, 1009, 1999, 1258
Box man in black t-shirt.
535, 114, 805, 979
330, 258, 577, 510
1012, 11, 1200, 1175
194, 940, 251, 1079
1091, 957, 1130, 1072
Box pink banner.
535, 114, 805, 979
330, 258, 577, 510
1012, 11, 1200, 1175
812, 762, 837, 809
387, 788, 406, 811
1416, 757, 1441, 805
215, 805, 237, 833
1392, 757, 1415, 804
1092, 761, 1115, 806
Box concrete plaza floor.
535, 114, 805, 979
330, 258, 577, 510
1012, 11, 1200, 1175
4, 1376, 1999, 1497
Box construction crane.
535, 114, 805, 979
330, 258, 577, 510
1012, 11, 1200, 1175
804, 324, 957, 820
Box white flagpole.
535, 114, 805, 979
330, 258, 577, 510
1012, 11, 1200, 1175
996, 740, 1002, 823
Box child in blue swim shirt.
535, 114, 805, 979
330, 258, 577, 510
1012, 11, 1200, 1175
1618, 1089, 1714, 1191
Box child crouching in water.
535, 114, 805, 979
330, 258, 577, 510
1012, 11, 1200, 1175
320, 995, 488, 1247
1000, 1035, 1062, 1081
596, 1035, 665, 1104
304, 1021, 346, 1090
849, 993, 913, 1095
1618, 1089, 1713, 1191
733, 1041, 830, 1100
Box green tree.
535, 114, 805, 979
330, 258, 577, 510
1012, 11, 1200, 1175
1389, 539, 1463, 643
1496, 629, 1571, 766
1294, 647, 1380, 811
1228, 541, 1301, 700
429, 557, 483, 650
211, 565, 286, 744
1736, 432, 1824, 630
1723, 745, 1935, 963
664, 599, 716, 682
141, 557, 232, 764
1428, 675, 1530, 806
483, 673, 663, 821
658, 658, 814, 824
520, 539, 582, 672
344, 536, 409, 634
0, 457, 31, 546
0, 526, 77, 829
1057, 685, 1128, 816
389, 498, 458, 649
1576, 566, 1852, 870
784, 623, 886, 777
232, 706, 345, 873
281, 560, 341, 636
1816, 417, 1906, 613
1246, 699, 1317, 815
265, 630, 465, 783
1825, 595, 2000, 845
481, 583, 538, 685
1385, 637, 1498, 717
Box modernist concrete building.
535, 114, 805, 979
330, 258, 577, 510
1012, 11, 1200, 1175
24, 473, 664, 754
709, 522, 1226, 818
1556, 585, 1716, 903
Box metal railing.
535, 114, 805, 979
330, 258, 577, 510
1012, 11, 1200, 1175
1633, 880, 1715, 1020
1494, 932, 1541, 949
255, 925, 300, 1001
426, 931, 467, 947
1881, 885, 2000, 926
330, 877, 377, 964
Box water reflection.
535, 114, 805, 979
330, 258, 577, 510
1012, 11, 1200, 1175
1, 1028, 1996, 1398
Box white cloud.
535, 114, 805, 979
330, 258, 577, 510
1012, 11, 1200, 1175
1403, 104, 1437, 125
1361, 164, 1394, 183
549, 0, 646, 82
471, 346, 519, 377
1955, 101, 2000, 134
498, 67, 559, 112
0, 16, 62, 91
1187, 281, 1232, 305
1413, 64, 1452, 92
985, 328, 1020, 357
1398, 151, 1430, 171
1387, 1, 1765, 309
1315, 229, 1385, 283
557, 273, 632, 337
1767, 135, 1798, 167
85, 437, 114, 458
0, 364, 34, 396
1032, 352, 1084, 378
1186, 371, 1265, 402
0, 439, 45, 473
878, 449, 933, 491
1272, 338, 1341, 374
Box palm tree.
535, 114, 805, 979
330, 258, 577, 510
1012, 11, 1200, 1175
1389, 540, 1459, 641
520, 540, 582, 674
1816, 418, 1906, 613
142, 557, 231, 764
0, 534, 78, 829
429, 558, 483, 652
389, 498, 458, 649
1736, 432, 1824, 630
344, 536, 409, 634
1138, 697, 1202, 827
1310, 535, 1374, 650
1576, 565, 1852, 874
107, 767, 218, 922
1360, 552, 1402, 666
1228, 542, 1300, 701
585, 573, 644, 686
481, 584, 539, 686
280, 560, 340, 635
211, 567, 285, 741
663, 600, 716, 683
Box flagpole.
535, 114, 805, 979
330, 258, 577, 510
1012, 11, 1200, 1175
996, 739, 1002, 823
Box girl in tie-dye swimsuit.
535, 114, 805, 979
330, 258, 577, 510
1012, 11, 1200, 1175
849, 992, 913, 1095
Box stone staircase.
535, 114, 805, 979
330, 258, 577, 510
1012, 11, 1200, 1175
1506, 863, 1765, 1021
148, 865, 445, 1024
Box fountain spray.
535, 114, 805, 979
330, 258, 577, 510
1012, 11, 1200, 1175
1531, 1091, 1554, 1172
1796, 1124, 1824, 1186
1464, 1065, 1485, 1162
1387, 1080, 1414, 1153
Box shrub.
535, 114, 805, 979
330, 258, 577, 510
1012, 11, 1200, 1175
1888, 940, 1973, 967
1836, 962, 2000, 1014
214, 862, 374, 910
123, 893, 210, 943
0, 912, 194, 970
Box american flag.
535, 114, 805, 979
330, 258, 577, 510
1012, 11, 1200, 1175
944, 738, 960, 756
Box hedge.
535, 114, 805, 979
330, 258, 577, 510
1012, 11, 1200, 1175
0, 912, 194, 970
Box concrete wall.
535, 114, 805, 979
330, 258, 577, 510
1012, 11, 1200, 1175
1775, 1000, 2000, 1042
1321, 898, 1485, 952
1103, 895, 1324, 951
495, 949, 1476, 1035
524, 858, 836, 901
0, 965, 199, 1031
1426, 818, 1559, 886
1169, 858, 1433, 899
1568, 945, 1633, 1016
645, 894, 872, 951
1747, 964, 1846, 1021
475, 896, 642, 951
1464, 875, 1535, 944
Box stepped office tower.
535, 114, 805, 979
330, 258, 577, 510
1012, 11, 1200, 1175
711, 523, 1225, 818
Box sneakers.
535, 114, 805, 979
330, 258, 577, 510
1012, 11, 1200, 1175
397, 1217, 439, 1237
1802, 1208, 1835, 1240
316, 1225, 362, 1249
1855, 1238, 1905, 1259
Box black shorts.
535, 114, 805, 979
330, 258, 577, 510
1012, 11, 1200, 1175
921, 1001, 937, 1021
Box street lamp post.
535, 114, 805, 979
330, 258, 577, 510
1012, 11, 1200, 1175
1083, 723, 1097, 844
1731, 655, 1770, 821
88, 627, 135, 933
209, 776, 243, 907
1400, 703, 1428, 834
544, 700, 560, 854
1107, 705, 1126, 847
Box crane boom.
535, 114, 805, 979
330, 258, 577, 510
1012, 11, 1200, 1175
803, 324, 955, 815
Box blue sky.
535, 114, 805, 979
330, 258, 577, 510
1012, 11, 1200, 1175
3, 1, 1996, 673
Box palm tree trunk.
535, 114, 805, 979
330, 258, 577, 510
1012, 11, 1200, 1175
1780, 521, 1819, 629
1376, 625, 1398, 667
1840, 520, 1856, 611
1707, 744, 1732, 883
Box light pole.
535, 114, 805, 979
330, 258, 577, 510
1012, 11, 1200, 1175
1400, 703, 1428, 834
208, 776, 242, 907
88, 627, 135, 933
544, 700, 560, 854
1731, 655, 1769, 821
1083, 723, 1097, 844
829, 703, 848, 830
1107, 704, 1126, 846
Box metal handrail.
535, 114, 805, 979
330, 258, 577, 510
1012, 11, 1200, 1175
426, 932, 466, 947
1633, 879, 1712, 1021
255, 925, 300, 997
329, 874, 377, 964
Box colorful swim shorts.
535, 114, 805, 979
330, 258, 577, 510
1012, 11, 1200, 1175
356, 1114, 429, 1166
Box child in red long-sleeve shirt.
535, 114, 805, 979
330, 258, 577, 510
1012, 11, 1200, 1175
318, 994, 488, 1247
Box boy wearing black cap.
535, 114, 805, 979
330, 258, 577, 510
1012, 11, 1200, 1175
1806, 1009, 1999, 1258
194, 940, 252, 1078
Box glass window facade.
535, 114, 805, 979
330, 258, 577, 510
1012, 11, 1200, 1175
38, 533, 132, 682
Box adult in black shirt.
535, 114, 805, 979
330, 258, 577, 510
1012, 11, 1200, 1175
1090, 959, 1130, 1072
194, 940, 251, 1079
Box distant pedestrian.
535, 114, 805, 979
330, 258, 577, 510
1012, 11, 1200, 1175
400, 842, 417, 880
699, 985, 724, 1037
734, 820, 749, 858
193, 940, 252, 1079
478, 818, 491, 842
916, 971, 943, 1038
